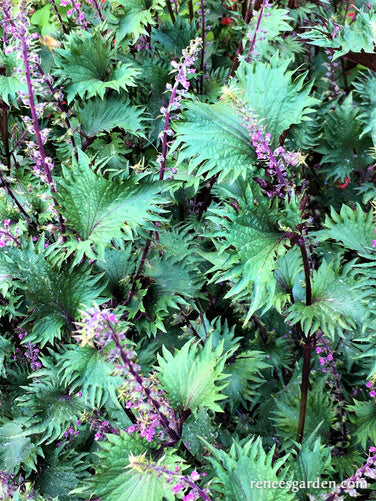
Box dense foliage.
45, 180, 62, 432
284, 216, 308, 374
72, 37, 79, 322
1, 0, 376, 499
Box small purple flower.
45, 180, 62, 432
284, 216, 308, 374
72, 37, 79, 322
107, 313, 117, 323
316, 347, 322, 354
183, 493, 195, 501
366, 381, 373, 388
327, 354, 333, 362
370, 391, 376, 398
172, 483, 184, 494
370, 446, 376, 453
127, 425, 135, 433
94, 433, 101, 441
190, 471, 200, 481
319, 357, 325, 365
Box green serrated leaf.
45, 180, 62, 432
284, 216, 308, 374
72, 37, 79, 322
0, 419, 41, 475
172, 101, 256, 182
58, 345, 123, 409
286, 260, 368, 338
75, 431, 175, 501
234, 54, 318, 143
316, 203, 375, 259
54, 30, 138, 101
77, 96, 144, 138
223, 350, 270, 410
57, 150, 167, 250
0, 242, 105, 346
316, 95, 373, 181
17, 358, 86, 445
202, 436, 295, 501
156, 338, 229, 415
116, 0, 163, 42
204, 186, 294, 323
348, 399, 376, 448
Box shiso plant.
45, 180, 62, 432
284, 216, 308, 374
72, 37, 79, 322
1, 0, 376, 499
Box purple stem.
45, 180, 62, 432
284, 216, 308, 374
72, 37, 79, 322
35, 63, 79, 161
106, 321, 180, 443
91, 0, 105, 22
132, 462, 212, 501
124, 235, 151, 305
2, 5, 66, 234
0, 230, 20, 246
159, 65, 187, 180
19, 33, 54, 186
166, 0, 176, 23
246, 0, 266, 63
0, 104, 35, 224
50, 0, 68, 33
72, 1, 89, 30
188, 0, 194, 22
320, 336, 349, 446
199, 0, 206, 94
296, 335, 313, 443
324, 451, 376, 501
298, 237, 312, 306
245, 0, 254, 23
296, 237, 313, 444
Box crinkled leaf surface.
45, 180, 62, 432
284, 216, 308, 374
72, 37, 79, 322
234, 55, 318, 143
316, 95, 373, 181
203, 436, 295, 501
17, 363, 86, 444
57, 150, 167, 248
172, 101, 256, 182
205, 192, 293, 323
116, 0, 163, 41
0, 419, 41, 475
76, 96, 144, 138
156, 339, 229, 415
58, 345, 123, 409
54, 30, 138, 101
0, 241, 104, 346
76, 432, 175, 501
286, 260, 369, 338
223, 350, 270, 410
316, 204, 375, 259
348, 400, 376, 448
